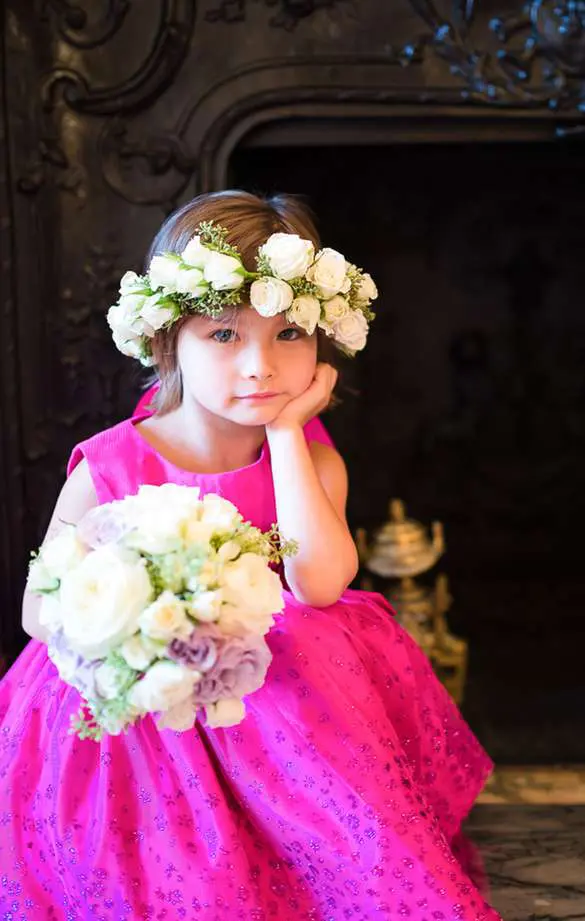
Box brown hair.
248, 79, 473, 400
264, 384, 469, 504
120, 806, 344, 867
144, 190, 341, 414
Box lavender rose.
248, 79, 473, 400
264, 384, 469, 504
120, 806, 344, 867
192, 633, 271, 705
167, 625, 221, 673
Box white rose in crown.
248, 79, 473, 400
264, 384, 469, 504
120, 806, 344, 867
203, 251, 245, 291
250, 277, 294, 317
322, 295, 350, 327
287, 295, 321, 335
138, 590, 191, 642
219, 553, 285, 634
59, 545, 153, 659
306, 248, 349, 298
181, 235, 214, 269
174, 266, 208, 298
119, 270, 149, 296
333, 309, 369, 353
140, 294, 175, 333
107, 296, 150, 340
149, 254, 181, 292
128, 661, 200, 713
260, 233, 315, 280
355, 272, 378, 304
112, 329, 144, 361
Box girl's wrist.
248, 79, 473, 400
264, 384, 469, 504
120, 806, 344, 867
265, 419, 305, 443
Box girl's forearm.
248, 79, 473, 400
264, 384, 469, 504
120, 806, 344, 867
267, 426, 358, 606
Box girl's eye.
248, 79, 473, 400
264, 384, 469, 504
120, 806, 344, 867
278, 327, 302, 341
211, 328, 237, 343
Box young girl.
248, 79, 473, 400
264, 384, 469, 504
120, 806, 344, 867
0, 191, 502, 921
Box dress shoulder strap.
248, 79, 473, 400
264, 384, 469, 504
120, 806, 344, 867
66, 419, 137, 503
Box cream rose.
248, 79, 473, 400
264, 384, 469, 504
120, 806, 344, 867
138, 590, 191, 642
322, 295, 350, 326
249, 278, 294, 317
59, 545, 153, 659
204, 698, 246, 729
333, 309, 369, 353
219, 553, 284, 635
306, 248, 348, 298
156, 697, 198, 731
128, 661, 200, 713
187, 589, 223, 623
287, 295, 321, 335
148, 254, 181, 292
203, 252, 245, 291
259, 233, 315, 280
355, 272, 378, 303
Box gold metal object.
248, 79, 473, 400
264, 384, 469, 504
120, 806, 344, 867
357, 500, 468, 704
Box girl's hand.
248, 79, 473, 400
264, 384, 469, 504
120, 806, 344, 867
267, 363, 338, 433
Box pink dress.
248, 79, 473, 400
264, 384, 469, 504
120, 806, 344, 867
0, 412, 500, 921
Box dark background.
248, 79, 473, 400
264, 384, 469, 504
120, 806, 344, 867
2, 0, 585, 762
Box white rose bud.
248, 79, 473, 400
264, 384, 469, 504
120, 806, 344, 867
187, 589, 223, 623
120, 633, 161, 671
140, 294, 175, 333
112, 329, 144, 360
40, 526, 88, 582
182, 235, 213, 269
259, 233, 315, 280
250, 278, 294, 317
107, 296, 148, 339
306, 248, 348, 298
119, 271, 148, 296
204, 698, 246, 729
95, 662, 125, 700
27, 557, 59, 595
355, 272, 378, 303
174, 266, 207, 298
128, 661, 200, 714
148, 254, 181, 292
333, 309, 369, 353
203, 252, 245, 291
287, 295, 321, 335
38, 594, 63, 632
138, 590, 191, 642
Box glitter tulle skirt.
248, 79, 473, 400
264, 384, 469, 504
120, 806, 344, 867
0, 589, 500, 920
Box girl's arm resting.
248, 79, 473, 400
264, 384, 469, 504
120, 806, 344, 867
22, 459, 98, 643
267, 426, 359, 607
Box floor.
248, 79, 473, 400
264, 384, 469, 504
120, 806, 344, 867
464, 768, 585, 920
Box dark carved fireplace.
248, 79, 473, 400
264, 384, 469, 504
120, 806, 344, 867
3, 0, 585, 762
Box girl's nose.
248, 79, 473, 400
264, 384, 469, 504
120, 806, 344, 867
241, 343, 275, 380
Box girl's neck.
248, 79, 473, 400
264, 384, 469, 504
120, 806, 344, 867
140, 399, 266, 474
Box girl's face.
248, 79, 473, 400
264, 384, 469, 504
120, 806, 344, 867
176, 307, 318, 426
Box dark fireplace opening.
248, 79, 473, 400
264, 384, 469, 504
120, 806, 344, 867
229, 141, 585, 765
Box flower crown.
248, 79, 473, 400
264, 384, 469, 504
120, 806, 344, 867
107, 221, 378, 366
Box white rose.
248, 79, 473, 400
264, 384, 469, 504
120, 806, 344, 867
219, 553, 284, 635
333, 309, 369, 353
203, 252, 245, 291
119, 271, 147, 295
200, 495, 241, 532
107, 296, 148, 339
140, 294, 175, 333
123, 483, 202, 555
27, 557, 59, 595
59, 545, 153, 659
40, 526, 88, 582
38, 594, 63, 632
148, 254, 181, 292
250, 278, 294, 317
189, 557, 224, 591
138, 590, 191, 641
204, 698, 246, 729
259, 233, 315, 280
95, 662, 126, 700
182, 235, 213, 269
156, 697, 198, 731
306, 248, 348, 298
111, 329, 144, 360
120, 633, 161, 671
174, 266, 207, 298
287, 295, 321, 335
355, 272, 378, 303
187, 589, 223, 623
128, 661, 200, 713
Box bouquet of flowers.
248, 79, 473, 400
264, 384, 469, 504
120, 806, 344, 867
27, 484, 296, 740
